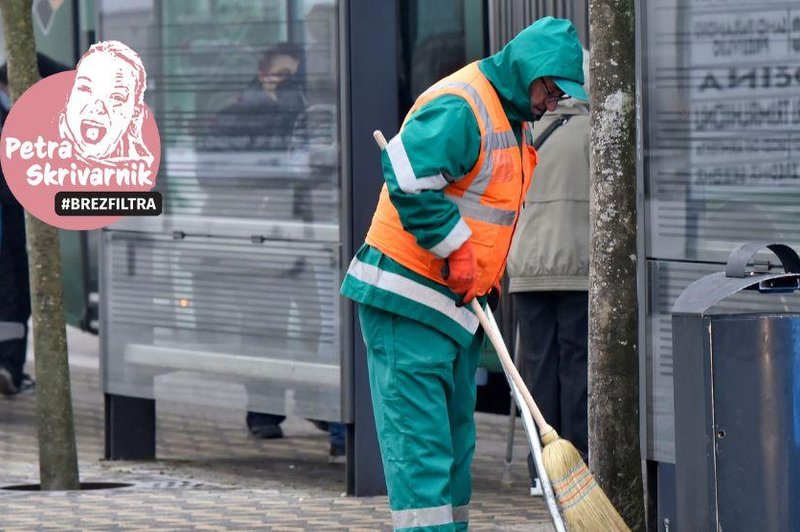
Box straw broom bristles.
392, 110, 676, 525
540, 428, 630, 532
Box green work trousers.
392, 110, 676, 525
358, 304, 483, 532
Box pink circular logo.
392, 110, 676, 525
0, 41, 161, 230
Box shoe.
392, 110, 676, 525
530, 479, 543, 497
0, 368, 18, 396
16, 373, 36, 395
248, 423, 284, 439
328, 443, 345, 464
310, 419, 330, 433
246, 411, 285, 439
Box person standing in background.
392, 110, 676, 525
506, 49, 591, 496
199, 38, 345, 462
0, 54, 70, 396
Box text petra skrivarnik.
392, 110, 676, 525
4, 136, 153, 187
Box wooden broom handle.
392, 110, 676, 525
471, 300, 551, 433
373, 130, 388, 149
372, 129, 552, 433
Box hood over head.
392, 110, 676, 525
478, 17, 586, 122
552, 47, 591, 114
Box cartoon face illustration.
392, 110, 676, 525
60, 41, 152, 166
64, 51, 138, 160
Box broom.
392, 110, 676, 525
371, 129, 628, 529
471, 299, 629, 532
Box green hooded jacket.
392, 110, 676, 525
341, 17, 586, 347
479, 16, 586, 124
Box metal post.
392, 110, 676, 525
104, 394, 156, 460
344, 0, 399, 497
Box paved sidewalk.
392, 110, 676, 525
0, 327, 554, 530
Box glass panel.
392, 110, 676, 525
99, 0, 340, 227
642, 0, 800, 263
399, 0, 484, 112
99, 0, 344, 421
642, 0, 800, 462
159, 0, 339, 224
103, 231, 342, 420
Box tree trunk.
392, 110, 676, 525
587, 0, 644, 529
0, 0, 80, 491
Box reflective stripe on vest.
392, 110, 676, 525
365, 62, 536, 295
526, 123, 536, 145
446, 193, 516, 226
421, 79, 516, 200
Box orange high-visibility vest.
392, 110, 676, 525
366, 62, 537, 296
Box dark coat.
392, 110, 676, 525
201, 79, 305, 152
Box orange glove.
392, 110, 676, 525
442, 241, 478, 306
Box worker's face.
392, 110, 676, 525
529, 77, 566, 121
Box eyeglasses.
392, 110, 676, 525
543, 79, 570, 102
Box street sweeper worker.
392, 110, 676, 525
340, 17, 587, 532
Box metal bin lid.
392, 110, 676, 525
672, 242, 800, 317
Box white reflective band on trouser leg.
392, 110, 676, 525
392, 504, 453, 529
452, 504, 469, 523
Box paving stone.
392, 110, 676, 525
0, 328, 554, 530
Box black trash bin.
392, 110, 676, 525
672, 242, 800, 532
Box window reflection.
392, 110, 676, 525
643, 0, 800, 465
199, 42, 305, 153
150, 0, 340, 223
99, 0, 343, 421
398, 0, 483, 113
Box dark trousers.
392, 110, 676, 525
0, 187, 31, 388
513, 291, 588, 479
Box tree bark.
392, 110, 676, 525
0, 0, 80, 491
587, 0, 644, 529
